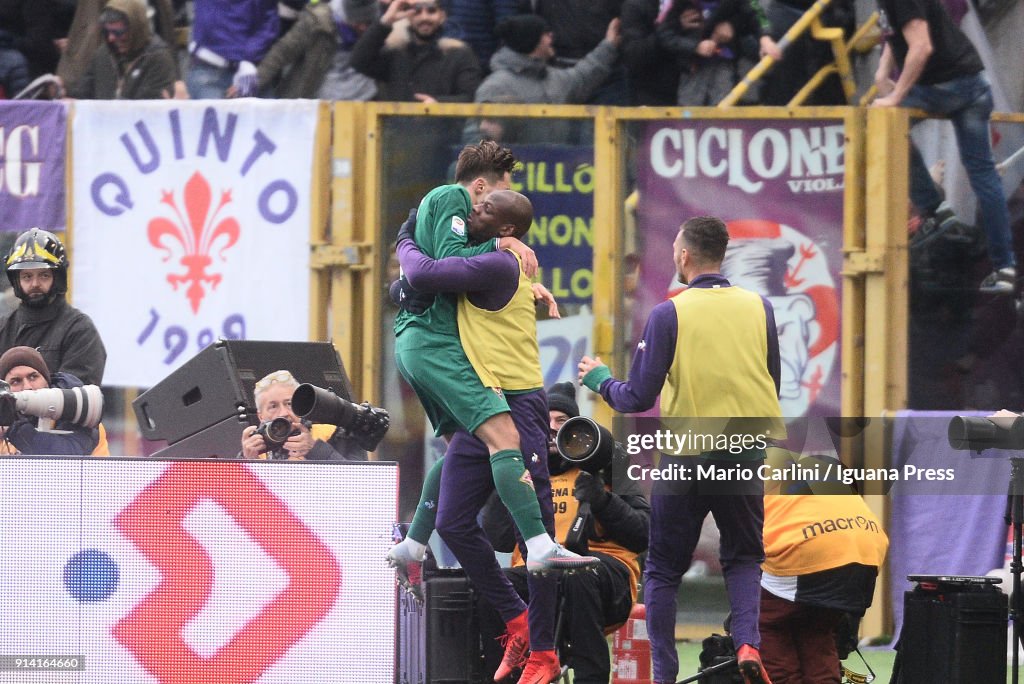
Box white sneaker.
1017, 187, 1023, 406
980, 267, 1016, 294
387, 542, 424, 601
525, 543, 599, 573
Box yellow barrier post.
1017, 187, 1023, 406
592, 106, 624, 428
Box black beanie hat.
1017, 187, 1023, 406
496, 14, 551, 55
547, 382, 579, 418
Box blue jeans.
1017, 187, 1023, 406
185, 59, 233, 99
903, 72, 1014, 270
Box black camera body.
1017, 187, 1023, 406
256, 416, 299, 452
0, 382, 18, 426
555, 416, 618, 554
291, 384, 390, 452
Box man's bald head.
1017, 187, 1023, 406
490, 190, 534, 239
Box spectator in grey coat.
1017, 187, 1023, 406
471, 14, 620, 142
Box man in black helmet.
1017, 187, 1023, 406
0, 228, 107, 385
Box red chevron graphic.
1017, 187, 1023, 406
113, 462, 341, 683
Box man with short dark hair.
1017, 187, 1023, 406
0, 346, 99, 456
579, 216, 784, 684
389, 141, 579, 593
350, 0, 481, 102
391, 189, 597, 683
873, 0, 1015, 294
0, 228, 106, 385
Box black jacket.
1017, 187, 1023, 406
350, 21, 481, 102
621, 0, 681, 105
0, 297, 107, 385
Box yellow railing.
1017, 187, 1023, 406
719, 1, 881, 107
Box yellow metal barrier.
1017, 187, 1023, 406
719, 2, 881, 107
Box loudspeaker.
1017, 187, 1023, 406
425, 574, 480, 683
133, 340, 354, 453
149, 415, 249, 459
396, 570, 482, 684
899, 579, 1007, 683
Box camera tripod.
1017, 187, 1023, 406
1006, 457, 1024, 684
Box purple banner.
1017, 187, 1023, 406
511, 144, 595, 307
635, 119, 845, 418
0, 101, 67, 232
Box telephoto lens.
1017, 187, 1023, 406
555, 416, 615, 474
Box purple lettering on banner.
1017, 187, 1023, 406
121, 121, 159, 174
240, 130, 276, 177
169, 109, 184, 160
637, 118, 845, 420
0, 102, 67, 232
137, 308, 247, 364
91, 173, 133, 216
258, 180, 298, 224
198, 107, 237, 162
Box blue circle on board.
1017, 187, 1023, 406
63, 549, 119, 602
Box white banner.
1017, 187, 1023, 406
0, 458, 397, 683
538, 311, 596, 418
70, 100, 319, 387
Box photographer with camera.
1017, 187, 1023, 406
0, 346, 99, 456
240, 370, 358, 461
479, 382, 650, 684
758, 452, 888, 684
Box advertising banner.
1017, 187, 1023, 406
0, 458, 397, 683
512, 145, 595, 307
635, 119, 845, 418
0, 101, 67, 232
70, 100, 319, 387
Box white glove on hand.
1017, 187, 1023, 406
232, 60, 258, 97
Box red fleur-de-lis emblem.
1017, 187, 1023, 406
148, 172, 240, 313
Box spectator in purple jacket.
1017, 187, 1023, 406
186, 0, 307, 99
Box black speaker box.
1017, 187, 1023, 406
426, 574, 480, 683
899, 580, 1007, 683
397, 571, 482, 684
133, 340, 354, 451
148, 416, 248, 459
